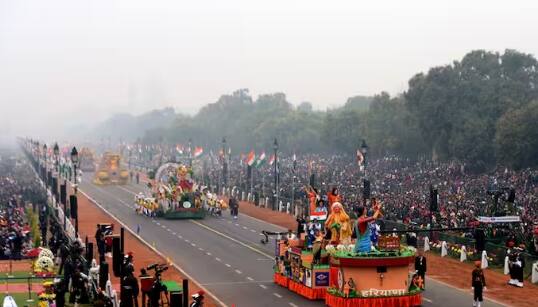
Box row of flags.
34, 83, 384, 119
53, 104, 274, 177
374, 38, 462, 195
244, 150, 277, 167
129, 142, 364, 168
243, 151, 298, 169
174, 144, 203, 158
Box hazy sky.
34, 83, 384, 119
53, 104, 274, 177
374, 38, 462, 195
1, 0, 538, 138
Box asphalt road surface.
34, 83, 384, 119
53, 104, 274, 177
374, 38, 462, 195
80, 174, 505, 307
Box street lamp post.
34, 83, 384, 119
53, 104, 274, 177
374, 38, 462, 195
128, 149, 132, 170
360, 139, 368, 207
222, 137, 227, 191
71, 147, 79, 187
292, 153, 296, 216
71, 147, 79, 237
273, 138, 279, 211
36, 141, 40, 169
53, 143, 60, 174
43, 144, 48, 182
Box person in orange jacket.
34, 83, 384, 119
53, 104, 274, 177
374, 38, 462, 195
327, 187, 341, 205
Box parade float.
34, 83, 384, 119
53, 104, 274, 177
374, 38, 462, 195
272, 201, 422, 307
79, 147, 96, 172
136, 162, 205, 219
93, 152, 129, 185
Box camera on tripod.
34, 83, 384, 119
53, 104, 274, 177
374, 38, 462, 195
146, 263, 169, 275
145, 264, 169, 307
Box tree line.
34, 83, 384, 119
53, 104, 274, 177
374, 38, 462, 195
108, 49, 538, 172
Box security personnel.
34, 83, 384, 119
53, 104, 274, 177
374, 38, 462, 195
472, 261, 487, 307
120, 269, 139, 307
414, 249, 427, 289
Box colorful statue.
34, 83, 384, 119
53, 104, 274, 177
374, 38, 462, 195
324, 202, 352, 244
177, 165, 194, 192
354, 198, 382, 253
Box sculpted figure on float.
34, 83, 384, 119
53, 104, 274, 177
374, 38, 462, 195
176, 165, 194, 192
325, 202, 352, 244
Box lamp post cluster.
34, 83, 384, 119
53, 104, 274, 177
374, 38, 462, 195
32, 140, 81, 238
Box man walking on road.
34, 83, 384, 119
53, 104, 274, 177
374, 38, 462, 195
414, 249, 427, 290
229, 196, 239, 219
472, 260, 487, 307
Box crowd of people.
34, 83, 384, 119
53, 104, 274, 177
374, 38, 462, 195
0, 150, 46, 260
197, 153, 538, 254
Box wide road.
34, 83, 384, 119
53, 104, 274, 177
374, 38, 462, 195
80, 174, 505, 307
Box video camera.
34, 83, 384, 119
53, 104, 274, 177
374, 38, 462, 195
146, 263, 169, 275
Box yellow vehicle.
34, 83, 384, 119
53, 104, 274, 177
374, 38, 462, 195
93, 152, 129, 185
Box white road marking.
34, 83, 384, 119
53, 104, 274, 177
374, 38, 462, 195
198, 247, 204, 251
161, 225, 166, 229
259, 284, 267, 289
178, 235, 183, 239
246, 277, 254, 281
215, 257, 221, 262
185, 239, 190, 243
242, 226, 248, 229
235, 269, 242, 274
167, 229, 171, 232
235, 223, 240, 226
423, 297, 433, 303
190, 220, 273, 259
206, 252, 212, 256
273, 293, 282, 298
156, 222, 161, 226
251, 229, 257, 233
191, 243, 196, 247
172, 232, 177, 235
201, 280, 272, 286
289, 303, 299, 307
225, 264, 231, 267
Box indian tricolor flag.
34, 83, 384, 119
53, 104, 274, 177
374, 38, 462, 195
246, 150, 256, 166
176, 144, 184, 154
193, 146, 204, 158
256, 151, 266, 167
268, 154, 276, 166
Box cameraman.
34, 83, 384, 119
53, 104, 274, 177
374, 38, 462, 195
147, 264, 168, 307
120, 266, 139, 307
95, 224, 106, 263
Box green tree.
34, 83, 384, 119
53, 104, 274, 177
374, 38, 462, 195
495, 101, 538, 169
